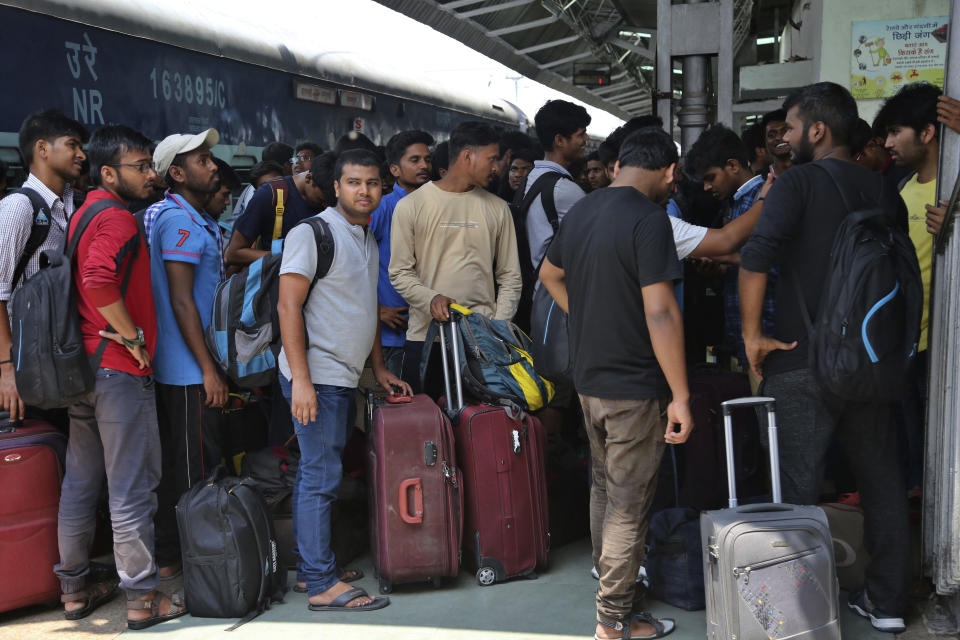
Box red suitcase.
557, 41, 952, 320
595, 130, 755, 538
439, 317, 550, 586
0, 417, 66, 613
367, 393, 462, 594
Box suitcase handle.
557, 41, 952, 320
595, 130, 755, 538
398, 478, 424, 524
438, 313, 465, 414
720, 396, 781, 508
734, 503, 794, 514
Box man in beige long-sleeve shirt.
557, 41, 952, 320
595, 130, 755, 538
390, 121, 522, 394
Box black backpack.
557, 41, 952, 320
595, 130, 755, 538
510, 172, 567, 333
176, 466, 287, 628
11, 199, 138, 408
794, 164, 922, 402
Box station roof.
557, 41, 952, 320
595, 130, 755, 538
373, 0, 791, 121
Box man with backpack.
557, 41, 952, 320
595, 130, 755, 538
0, 109, 87, 424
57, 124, 186, 629
147, 128, 230, 581
223, 154, 333, 269
278, 149, 407, 611
739, 82, 914, 633
369, 130, 434, 376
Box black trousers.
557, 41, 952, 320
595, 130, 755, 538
401, 340, 446, 400
153, 382, 226, 568
761, 368, 910, 616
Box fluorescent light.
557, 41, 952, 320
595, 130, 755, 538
619, 30, 652, 38
641, 65, 654, 71
756, 36, 776, 45
673, 68, 682, 74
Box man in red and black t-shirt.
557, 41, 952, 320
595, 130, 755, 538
56, 125, 185, 630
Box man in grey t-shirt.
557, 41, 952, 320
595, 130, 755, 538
277, 149, 410, 612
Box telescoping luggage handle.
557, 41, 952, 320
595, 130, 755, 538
438, 313, 465, 414
720, 397, 781, 508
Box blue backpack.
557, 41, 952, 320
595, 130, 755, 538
205, 217, 333, 389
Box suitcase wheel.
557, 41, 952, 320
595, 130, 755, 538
378, 578, 393, 594
476, 567, 497, 586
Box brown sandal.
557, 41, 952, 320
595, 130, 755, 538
127, 589, 187, 630
62, 580, 119, 620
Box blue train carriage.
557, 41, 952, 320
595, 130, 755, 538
0, 0, 528, 187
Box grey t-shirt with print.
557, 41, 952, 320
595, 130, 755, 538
278, 207, 379, 388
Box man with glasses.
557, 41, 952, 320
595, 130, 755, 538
57, 124, 188, 628
292, 142, 323, 175
147, 129, 230, 581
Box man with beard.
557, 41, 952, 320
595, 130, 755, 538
148, 129, 230, 580
57, 125, 187, 628
0, 110, 87, 425
739, 82, 910, 634
762, 109, 793, 177
390, 121, 522, 394
278, 149, 407, 611
369, 130, 433, 376
585, 151, 610, 191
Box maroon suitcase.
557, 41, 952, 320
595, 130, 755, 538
438, 317, 550, 586
0, 417, 66, 613
367, 393, 462, 594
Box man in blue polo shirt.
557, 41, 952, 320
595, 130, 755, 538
148, 128, 230, 579
369, 130, 433, 376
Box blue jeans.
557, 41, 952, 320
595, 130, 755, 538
278, 375, 355, 596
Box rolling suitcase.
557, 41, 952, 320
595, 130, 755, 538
701, 397, 840, 640
0, 416, 67, 613
439, 316, 549, 586
367, 392, 462, 594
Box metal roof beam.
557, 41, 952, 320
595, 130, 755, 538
618, 99, 651, 110
589, 79, 635, 95
488, 15, 558, 36
516, 34, 579, 54
608, 88, 648, 102
610, 37, 652, 60
539, 50, 592, 69
457, 0, 536, 18
443, 0, 487, 9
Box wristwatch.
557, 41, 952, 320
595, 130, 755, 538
121, 327, 145, 349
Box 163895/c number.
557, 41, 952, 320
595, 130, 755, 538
149, 67, 226, 108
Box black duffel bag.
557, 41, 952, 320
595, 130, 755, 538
176, 466, 286, 627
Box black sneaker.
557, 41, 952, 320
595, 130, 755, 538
848, 589, 906, 633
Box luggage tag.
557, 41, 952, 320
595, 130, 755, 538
511, 429, 522, 455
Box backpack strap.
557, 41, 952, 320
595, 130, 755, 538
302, 216, 334, 288
270, 178, 289, 242
67, 200, 142, 369
8, 188, 53, 290
518, 172, 565, 233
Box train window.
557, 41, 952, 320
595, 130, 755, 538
492, 105, 505, 112
0, 147, 25, 190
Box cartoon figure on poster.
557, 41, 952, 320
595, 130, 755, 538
850, 17, 948, 100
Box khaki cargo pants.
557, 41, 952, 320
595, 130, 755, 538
580, 394, 668, 628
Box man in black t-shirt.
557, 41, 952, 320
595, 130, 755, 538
739, 82, 910, 634
540, 128, 692, 640
223, 154, 334, 270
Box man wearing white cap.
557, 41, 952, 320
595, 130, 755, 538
146, 128, 230, 578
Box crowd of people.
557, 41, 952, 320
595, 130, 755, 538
0, 77, 957, 636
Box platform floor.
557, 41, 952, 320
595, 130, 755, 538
0, 538, 914, 640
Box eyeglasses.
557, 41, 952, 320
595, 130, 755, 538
291, 154, 313, 164
108, 162, 156, 174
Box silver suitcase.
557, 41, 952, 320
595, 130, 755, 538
701, 397, 840, 640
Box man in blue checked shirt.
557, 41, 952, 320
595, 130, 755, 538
686, 124, 776, 371
147, 128, 229, 580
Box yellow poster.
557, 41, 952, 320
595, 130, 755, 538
850, 17, 948, 99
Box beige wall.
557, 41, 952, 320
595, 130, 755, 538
818, 0, 950, 123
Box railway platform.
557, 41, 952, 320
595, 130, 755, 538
0, 539, 932, 640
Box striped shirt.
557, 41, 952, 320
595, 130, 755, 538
0, 174, 74, 304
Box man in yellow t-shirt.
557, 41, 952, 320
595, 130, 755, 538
875, 81, 941, 492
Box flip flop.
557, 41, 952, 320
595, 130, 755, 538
63, 580, 120, 620
307, 586, 389, 612
293, 567, 365, 593
593, 613, 675, 639
127, 589, 188, 630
